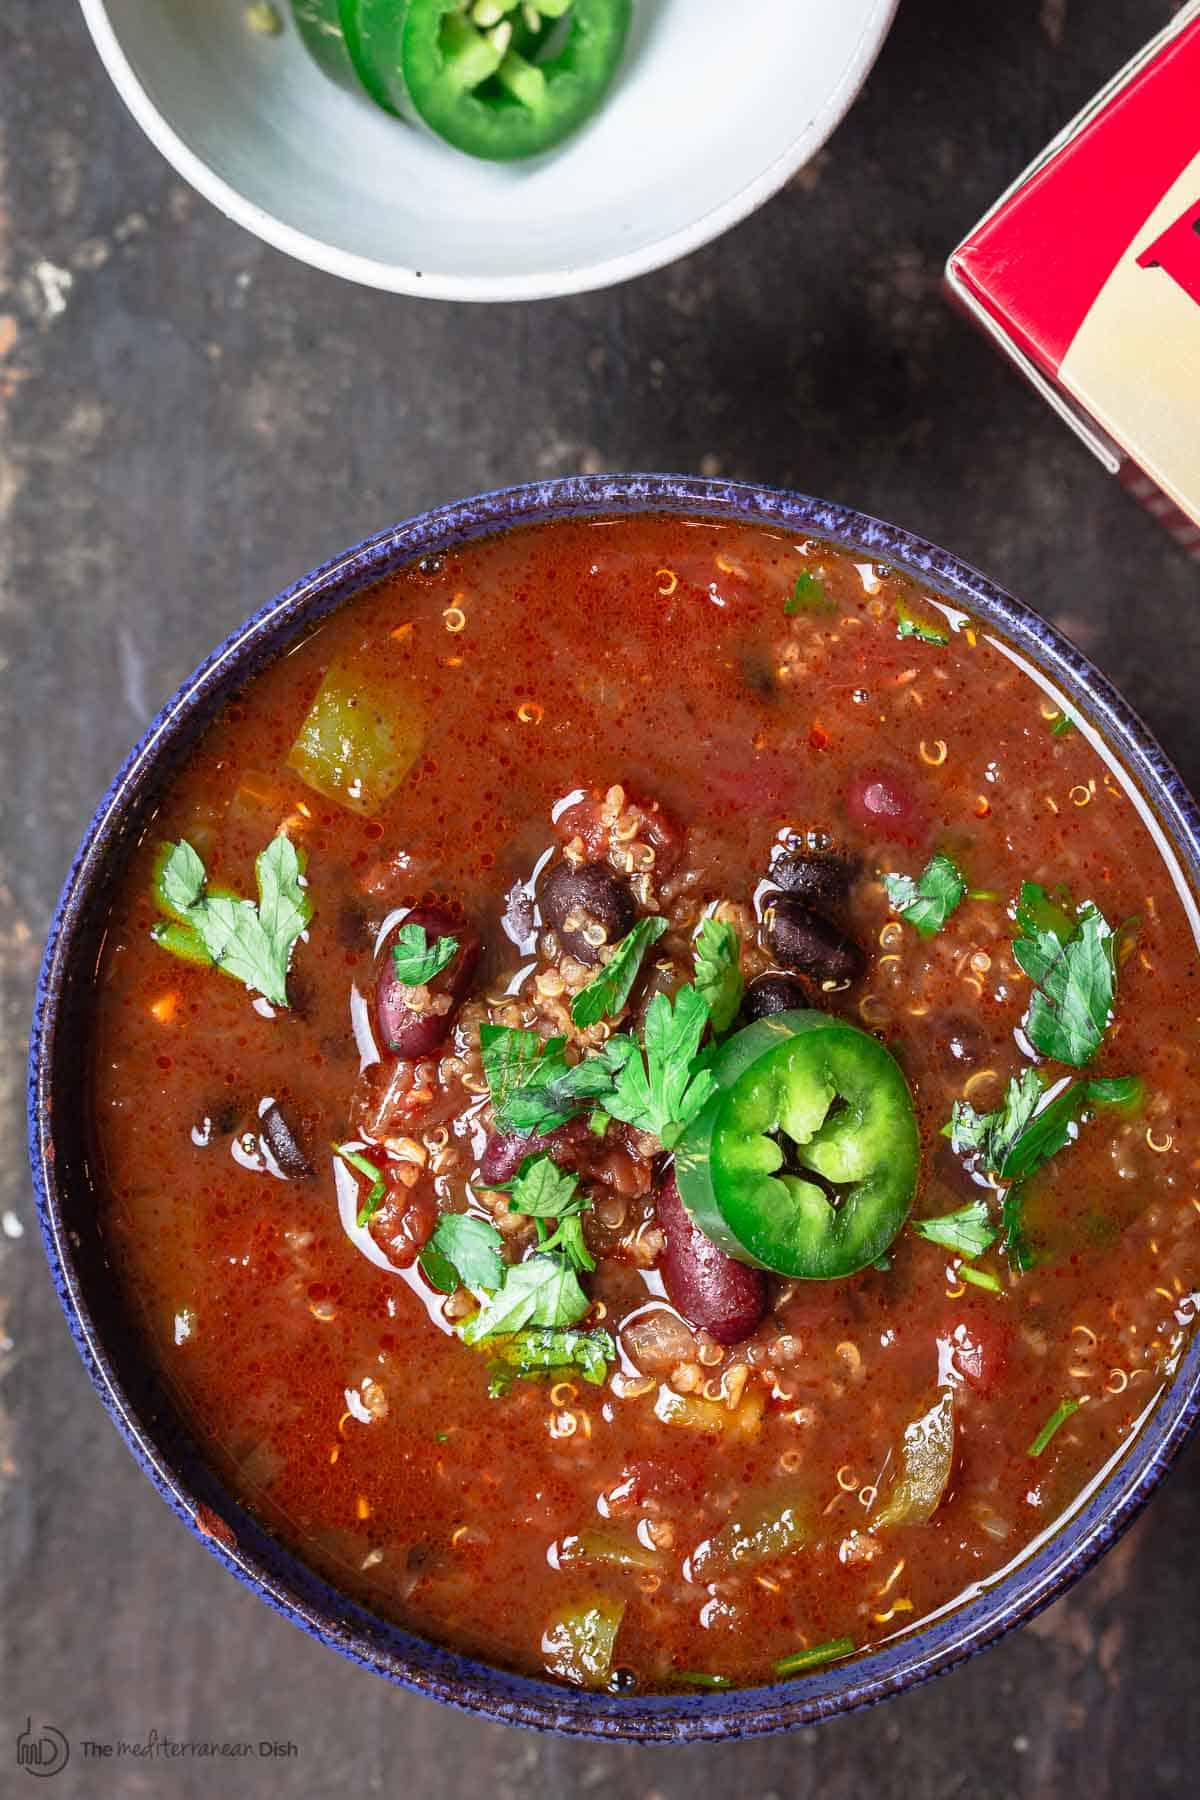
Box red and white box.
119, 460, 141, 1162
946, 3, 1200, 557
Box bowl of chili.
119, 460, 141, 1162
77, 0, 900, 300
29, 476, 1200, 1738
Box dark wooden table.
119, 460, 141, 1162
2, 2, 1198, 1794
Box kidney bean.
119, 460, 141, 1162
368, 1183, 439, 1271
375, 905, 481, 1058
763, 894, 866, 986
478, 1116, 596, 1187
260, 1100, 313, 1180
540, 861, 635, 965
656, 1173, 768, 1347
843, 766, 930, 846
740, 972, 808, 1022
771, 849, 855, 910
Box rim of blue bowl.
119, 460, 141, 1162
28, 474, 1200, 1742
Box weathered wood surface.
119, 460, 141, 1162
2, 1, 1198, 1794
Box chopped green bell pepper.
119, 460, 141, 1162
675, 1011, 920, 1280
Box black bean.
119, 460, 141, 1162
540, 861, 635, 966
260, 1101, 314, 1180
763, 894, 866, 986
740, 972, 808, 1022
771, 849, 855, 910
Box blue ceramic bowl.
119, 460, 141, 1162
28, 476, 1200, 1740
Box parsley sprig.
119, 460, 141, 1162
884, 852, 965, 938
571, 915, 667, 1028
692, 917, 743, 1035
911, 1197, 998, 1260
598, 985, 717, 1149
391, 922, 459, 986
784, 571, 835, 616
152, 834, 311, 1008
480, 1027, 615, 1137
945, 1068, 1140, 1269
1013, 881, 1117, 1067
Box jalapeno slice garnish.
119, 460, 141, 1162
396, 0, 632, 161
291, 0, 399, 113
675, 1011, 920, 1280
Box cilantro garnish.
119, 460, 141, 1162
1028, 1397, 1081, 1458
884, 852, 965, 938
1050, 712, 1075, 738
1012, 881, 1117, 1067
462, 1254, 591, 1340
895, 600, 949, 646
152, 834, 312, 1008
571, 915, 668, 1029
485, 1326, 615, 1386
419, 1213, 503, 1292
692, 917, 743, 1034
785, 571, 834, 615
911, 1197, 997, 1259
598, 984, 717, 1150
334, 1143, 387, 1228
391, 922, 459, 986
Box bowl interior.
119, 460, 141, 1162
83, 0, 897, 297
32, 477, 1200, 1738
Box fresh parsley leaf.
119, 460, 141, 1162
600, 984, 717, 1150
784, 570, 834, 615
1003, 1187, 1036, 1272
479, 1027, 617, 1136
895, 599, 949, 646
1013, 882, 1117, 1066
419, 1213, 503, 1293
1050, 712, 1075, 737
461, 1254, 591, 1341
1086, 1074, 1144, 1111
479, 1025, 556, 1120
1028, 1397, 1080, 1457
501, 1158, 595, 1272
693, 917, 744, 1035
946, 1068, 1043, 1169
391, 922, 459, 986
484, 1326, 615, 1386
911, 1197, 998, 1259
505, 1155, 584, 1218
151, 834, 312, 1009
884, 852, 966, 938
571, 915, 668, 1029
334, 1143, 387, 1228
997, 1081, 1086, 1184
540, 1212, 595, 1274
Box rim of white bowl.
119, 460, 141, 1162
78, 0, 900, 301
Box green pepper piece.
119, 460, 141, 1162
541, 1593, 625, 1687
675, 1011, 920, 1280
690, 1486, 813, 1579
388, 0, 632, 162
286, 659, 424, 815
873, 1391, 955, 1528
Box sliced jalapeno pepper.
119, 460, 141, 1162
675, 1011, 920, 1281
291, 0, 398, 112
394, 0, 632, 162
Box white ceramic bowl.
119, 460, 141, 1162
80, 0, 899, 301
